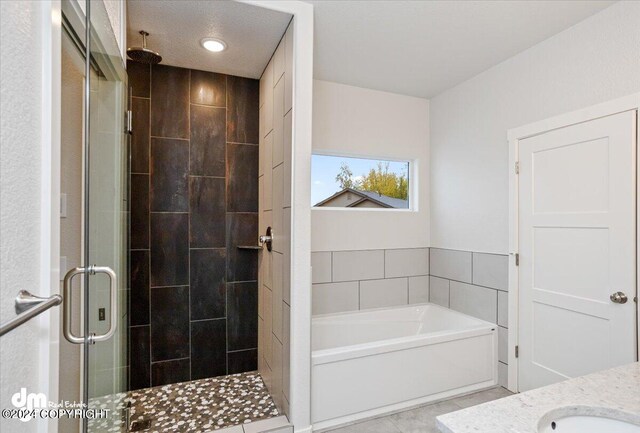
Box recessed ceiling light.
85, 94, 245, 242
201, 38, 227, 53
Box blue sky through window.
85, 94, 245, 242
311, 154, 409, 206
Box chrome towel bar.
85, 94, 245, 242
0, 290, 63, 337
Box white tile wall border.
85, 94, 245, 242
408, 275, 430, 303
429, 248, 472, 283
311, 248, 430, 315
360, 277, 409, 310
385, 248, 430, 278
449, 281, 498, 323
311, 281, 359, 315
428, 248, 510, 378
332, 249, 385, 282
428, 276, 450, 308
310, 252, 331, 283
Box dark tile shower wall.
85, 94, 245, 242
128, 61, 259, 390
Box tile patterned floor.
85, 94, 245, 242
88, 372, 279, 433
326, 387, 514, 433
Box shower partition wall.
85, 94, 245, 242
258, 21, 294, 416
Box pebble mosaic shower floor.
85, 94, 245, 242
88, 372, 279, 432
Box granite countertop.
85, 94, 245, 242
436, 362, 640, 433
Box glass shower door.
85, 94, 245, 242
61, 0, 129, 431
85, 0, 128, 399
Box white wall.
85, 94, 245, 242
312, 80, 430, 252
1, 2, 49, 433
102, 0, 125, 55
430, 0, 640, 254
1, 2, 125, 432
77, 0, 125, 58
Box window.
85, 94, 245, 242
311, 154, 410, 209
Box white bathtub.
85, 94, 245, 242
311, 303, 498, 430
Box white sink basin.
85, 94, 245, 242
538, 407, 640, 433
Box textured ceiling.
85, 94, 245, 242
306, 0, 615, 98
126, 1, 292, 78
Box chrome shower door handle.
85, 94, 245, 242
90, 266, 118, 343
63, 266, 118, 345
63, 267, 85, 344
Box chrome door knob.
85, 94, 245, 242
610, 291, 628, 304
259, 227, 273, 252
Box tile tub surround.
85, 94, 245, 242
311, 248, 430, 315
436, 362, 640, 433
312, 247, 509, 386
88, 372, 279, 433
128, 61, 259, 389
428, 248, 509, 388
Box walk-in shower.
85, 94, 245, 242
56, 0, 295, 431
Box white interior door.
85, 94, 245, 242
518, 110, 638, 392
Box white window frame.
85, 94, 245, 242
310, 151, 417, 212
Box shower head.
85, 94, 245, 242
127, 30, 162, 65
